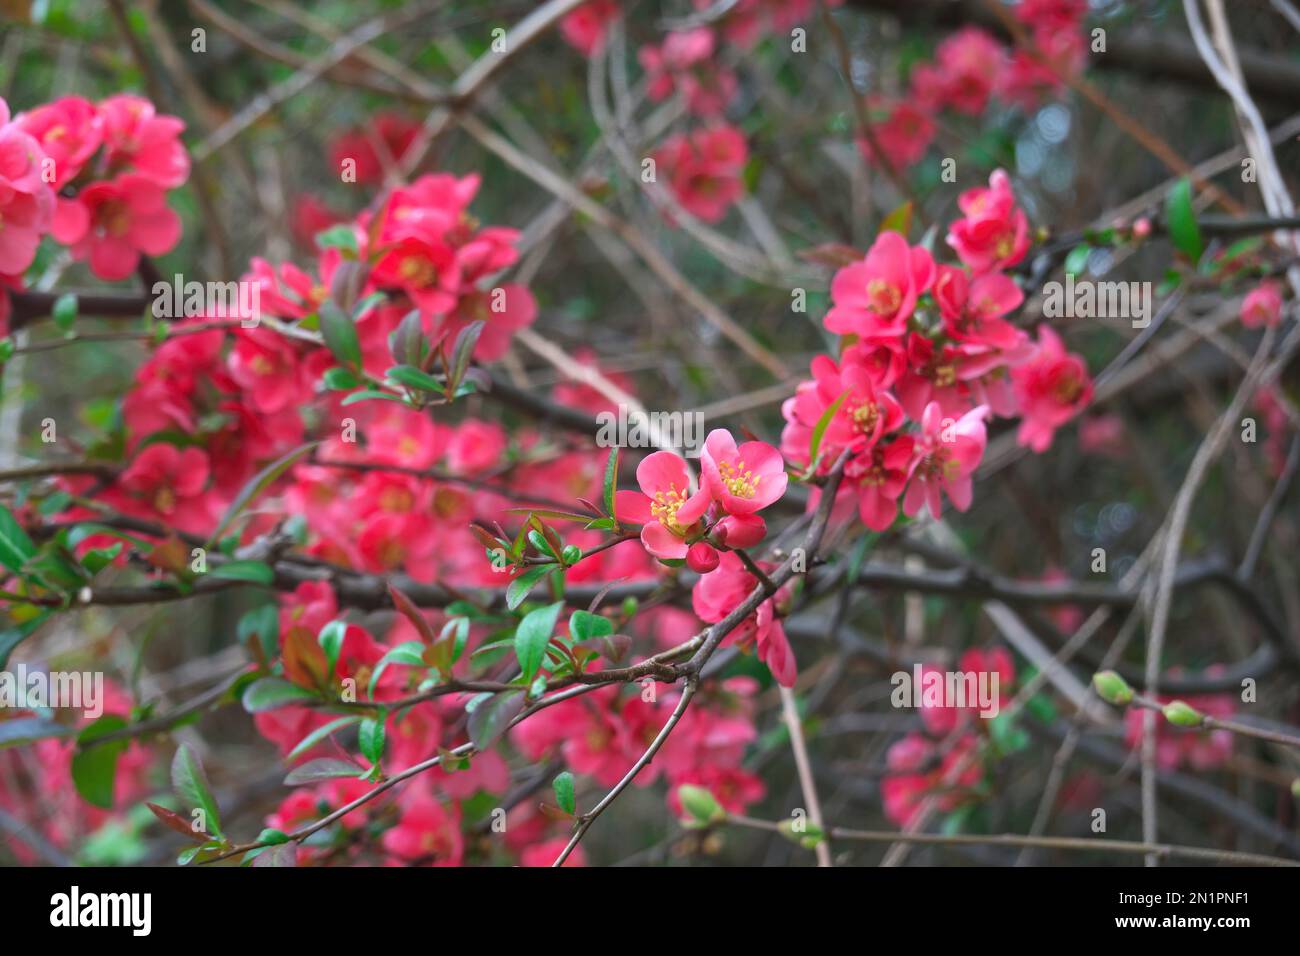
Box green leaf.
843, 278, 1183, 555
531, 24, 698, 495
466, 691, 524, 750
448, 320, 484, 390
568, 609, 613, 642
553, 770, 576, 816
70, 715, 128, 809
319, 299, 362, 368
317, 619, 347, 675
315, 224, 358, 254
880, 200, 913, 237
323, 366, 360, 390
1063, 244, 1092, 278
287, 715, 364, 761
283, 757, 362, 786
0, 715, 71, 748
515, 601, 563, 683
1165, 178, 1204, 262
340, 389, 405, 407
237, 604, 279, 664
386, 364, 445, 395
208, 441, 317, 546
52, 292, 78, 335
358, 716, 385, 767
210, 560, 275, 584
506, 565, 553, 611
369, 640, 426, 697
0, 503, 37, 575
602, 446, 619, 521
171, 743, 223, 837
241, 677, 317, 713
0, 611, 50, 670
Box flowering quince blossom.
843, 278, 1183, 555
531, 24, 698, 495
327, 113, 421, 185
882, 732, 983, 827
1011, 325, 1094, 452
560, 0, 620, 56
639, 28, 738, 117
947, 170, 1031, 274
693, 551, 797, 687
0, 97, 54, 274
51, 173, 183, 280
903, 401, 989, 519
652, 124, 748, 224
824, 231, 936, 337
616, 451, 712, 560
917, 647, 1016, 736
1240, 280, 1282, 329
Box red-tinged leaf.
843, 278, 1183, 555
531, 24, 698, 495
146, 802, 210, 843
798, 243, 864, 268
282, 625, 331, 692
880, 201, 914, 237
388, 582, 438, 644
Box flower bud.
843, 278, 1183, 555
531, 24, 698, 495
1092, 670, 1133, 705
1162, 700, 1204, 727
686, 541, 720, 574
677, 784, 724, 826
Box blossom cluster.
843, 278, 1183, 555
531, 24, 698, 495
860, 0, 1090, 170
781, 170, 1094, 532
0, 94, 187, 288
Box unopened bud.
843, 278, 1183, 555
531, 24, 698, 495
686, 541, 720, 574
1162, 700, 1204, 727
1092, 670, 1134, 706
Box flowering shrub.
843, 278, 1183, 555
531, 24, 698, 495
0, 0, 1297, 874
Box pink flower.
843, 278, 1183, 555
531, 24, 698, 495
0, 188, 52, 274
946, 169, 1030, 273
51, 173, 181, 280
97, 94, 189, 188
781, 353, 904, 473
857, 99, 936, 169
381, 791, 464, 865
934, 265, 1026, 350
16, 96, 101, 186
640, 28, 737, 116
560, 1, 620, 57
615, 451, 711, 560
653, 125, 747, 224
227, 326, 312, 414
328, 113, 421, 185
113, 443, 214, 533
932, 28, 1005, 115
917, 647, 1016, 736
699, 428, 788, 516
845, 435, 915, 531
520, 838, 586, 867
1240, 280, 1282, 329
1010, 325, 1092, 452
902, 402, 989, 519
882, 732, 983, 826
693, 551, 797, 686
824, 231, 936, 337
